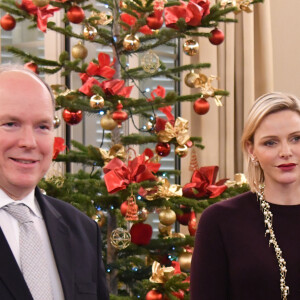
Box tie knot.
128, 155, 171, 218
3, 204, 33, 224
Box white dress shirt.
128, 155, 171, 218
0, 189, 65, 300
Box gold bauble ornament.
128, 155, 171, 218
138, 207, 149, 222
184, 71, 198, 88
100, 111, 118, 130
110, 227, 131, 250
141, 50, 160, 74
53, 116, 61, 129
178, 251, 192, 272
175, 144, 188, 158
159, 207, 176, 226
32, 0, 50, 7
83, 25, 97, 40
90, 95, 105, 109
71, 42, 88, 59
158, 223, 172, 236
92, 211, 106, 227
123, 34, 140, 51
183, 39, 199, 56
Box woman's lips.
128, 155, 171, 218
277, 163, 297, 171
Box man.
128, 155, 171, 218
0, 65, 109, 300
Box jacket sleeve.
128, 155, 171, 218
96, 222, 109, 300
190, 205, 229, 300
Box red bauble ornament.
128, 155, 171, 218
130, 223, 152, 245
0, 14, 16, 31
67, 6, 85, 24
172, 290, 185, 300
24, 62, 39, 74
112, 101, 128, 127
62, 109, 83, 125
188, 211, 197, 236
209, 28, 224, 45
193, 98, 210, 115
146, 13, 163, 30
176, 211, 191, 226
155, 142, 171, 157
146, 290, 163, 300
120, 200, 130, 216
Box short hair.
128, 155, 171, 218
241, 92, 300, 192
0, 64, 55, 108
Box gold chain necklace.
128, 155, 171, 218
257, 189, 289, 299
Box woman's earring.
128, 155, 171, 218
251, 157, 259, 167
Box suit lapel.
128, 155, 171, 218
35, 188, 74, 300
0, 228, 33, 300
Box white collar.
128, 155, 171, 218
0, 189, 43, 219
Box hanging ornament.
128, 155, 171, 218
193, 73, 208, 87
123, 34, 140, 51
172, 290, 185, 300
183, 39, 199, 56
178, 251, 192, 272
188, 211, 197, 236
146, 290, 163, 300
100, 111, 118, 130
89, 95, 105, 109
0, 14, 16, 31
209, 28, 225, 45
138, 207, 149, 222
71, 42, 88, 59
176, 210, 191, 226
159, 207, 176, 226
155, 142, 171, 157
141, 50, 160, 74
193, 98, 210, 115
83, 25, 98, 40
125, 195, 139, 221
175, 144, 188, 158
62, 109, 83, 125
146, 13, 164, 30
67, 5, 85, 24
130, 222, 153, 245
189, 147, 199, 171
158, 223, 172, 236
32, 0, 49, 6
110, 228, 131, 250
24, 62, 39, 74
90, 11, 113, 26
184, 70, 198, 88
92, 211, 106, 227
53, 116, 61, 129
112, 100, 128, 127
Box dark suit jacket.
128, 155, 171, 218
0, 187, 109, 300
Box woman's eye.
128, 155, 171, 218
292, 136, 300, 142
263, 140, 276, 146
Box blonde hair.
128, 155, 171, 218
241, 92, 300, 192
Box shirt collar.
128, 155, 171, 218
0, 189, 43, 219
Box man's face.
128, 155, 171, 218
0, 70, 54, 199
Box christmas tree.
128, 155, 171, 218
0, 0, 261, 298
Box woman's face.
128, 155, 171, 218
247, 110, 300, 188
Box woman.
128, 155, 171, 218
190, 92, 300, 300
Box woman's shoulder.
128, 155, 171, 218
201, 191, 257, 220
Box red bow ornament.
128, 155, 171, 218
86, 53, 116, 79
103, 153, 158, 194
120, 13, 153, 35
101, 79, 133, 97
52, 137, 66, 159
165, 0, 210, 28
19, 0, 60, 32
79, 77, 102, 97
183, 166, 227, 198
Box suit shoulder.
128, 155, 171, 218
43, 194, 95, 225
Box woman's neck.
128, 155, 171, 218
264, 184, 300, 205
